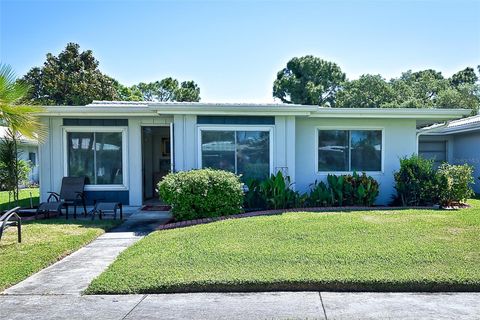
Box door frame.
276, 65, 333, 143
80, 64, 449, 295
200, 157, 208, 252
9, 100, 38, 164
140, 123, 174, 202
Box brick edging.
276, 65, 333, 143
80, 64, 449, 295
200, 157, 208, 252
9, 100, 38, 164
156, 205, 438, 231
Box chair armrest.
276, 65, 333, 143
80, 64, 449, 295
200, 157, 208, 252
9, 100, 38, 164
47, 192, 60, 202
0, 207, 21, 222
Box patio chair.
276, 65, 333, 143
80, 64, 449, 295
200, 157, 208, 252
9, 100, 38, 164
0, 207, 21, 243
45, 177, 88, 219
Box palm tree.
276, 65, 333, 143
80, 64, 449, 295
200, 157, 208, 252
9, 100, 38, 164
0, 63, 45, 205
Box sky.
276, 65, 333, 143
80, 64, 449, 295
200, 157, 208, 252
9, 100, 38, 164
1, 0, 479, 103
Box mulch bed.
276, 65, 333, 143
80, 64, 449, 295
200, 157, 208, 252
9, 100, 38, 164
157, 205, 439, 231
141, 205, 171, 211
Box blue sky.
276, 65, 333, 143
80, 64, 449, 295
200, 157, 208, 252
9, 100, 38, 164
1, 0, 479, 102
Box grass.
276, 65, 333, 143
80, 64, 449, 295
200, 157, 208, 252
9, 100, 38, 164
0, 188, 39, 211
0, 218, 120, 291
87, 199, 480, 294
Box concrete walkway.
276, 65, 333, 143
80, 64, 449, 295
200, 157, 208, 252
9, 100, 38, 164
1, 292, 479, 319
3, 210, 171, 295
1, 209, 479, 319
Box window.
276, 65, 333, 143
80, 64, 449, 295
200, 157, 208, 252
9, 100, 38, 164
200, 129, 271, 180
66, 131, 124, 185
419, 141, 447, 168
318, 129, 382, 172
28, 152, 36, 166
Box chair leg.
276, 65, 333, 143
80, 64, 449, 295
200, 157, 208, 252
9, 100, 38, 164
83, 201, 87, 217
120, 204, 123, 220
65, 205, 69, 220
74, 205, 77, 220
17, 221, 21, 243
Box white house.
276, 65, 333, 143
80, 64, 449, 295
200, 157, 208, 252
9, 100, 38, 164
37, 101, 470, 206
0, 126, 39, 184
419, 114, 480, 193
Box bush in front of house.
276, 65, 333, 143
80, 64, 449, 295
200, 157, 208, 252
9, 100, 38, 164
436, 163, 474, 206
307, 172, 380, 207
394, 155, 438, 206
394, 155, 475, 207
244, 171, 304, 210
158, 169, 244, 221
244, 170, 380, 210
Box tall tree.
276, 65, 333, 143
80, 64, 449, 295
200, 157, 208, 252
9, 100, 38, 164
389, 69, 449, 108
175, 80, 201, 102
336, 74, 396, 108
450, 67, 478, 87
273, 56, 346, 106
133, 77, 200, 102
21, 43, 119, 105
0, 64, 44, 204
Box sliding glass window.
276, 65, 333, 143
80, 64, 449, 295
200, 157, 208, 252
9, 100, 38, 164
318, 129, 382, 172
200, 129, 270, 180
67, 131, 124, 185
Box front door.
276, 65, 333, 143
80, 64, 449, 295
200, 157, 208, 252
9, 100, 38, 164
141, 126, 172, 203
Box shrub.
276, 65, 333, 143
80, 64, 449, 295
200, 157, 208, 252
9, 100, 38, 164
158, 169, 243, 221
244, 171, 304, 210
307, 180, 332, 207
436, 163, 474, 206
394, 155, 438, 206
306, 172, 379, 207
343, 172, 380, 206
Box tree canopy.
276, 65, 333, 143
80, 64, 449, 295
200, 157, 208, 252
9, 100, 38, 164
274, 56, 480, 112
132, 78, 200, 102
20, 43, 201, 105
273, 56, 346, 106
21, 43, 119, 105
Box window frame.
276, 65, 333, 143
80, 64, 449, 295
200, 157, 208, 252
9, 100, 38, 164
197, 125, 274, 178
315, 126, 385, 175
63, 126, 129, 191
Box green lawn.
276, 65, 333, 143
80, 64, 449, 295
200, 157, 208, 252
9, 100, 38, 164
87, 200, 480, 294
0, 219, 120, 291
0, 188, 40, 211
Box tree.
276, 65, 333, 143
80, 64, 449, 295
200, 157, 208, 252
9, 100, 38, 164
175, 80, 201, 102
450, 67, 478, 87
273, 56, 346, 106
0, 63, 44, 205
110, 78, 143, 101
132, 77, 201, 102
336, 74, 396, 108
21, 43, 119, 105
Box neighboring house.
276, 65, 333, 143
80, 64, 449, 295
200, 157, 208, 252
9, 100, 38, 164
419, 114, 480, 194
0, 126, 39, 185
37, 101, 469, 206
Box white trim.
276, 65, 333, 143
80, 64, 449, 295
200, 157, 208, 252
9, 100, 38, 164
62, 126, 129, 191
196, 125, 274, 177
37, 104, 470, 121
314, 126, 385, 175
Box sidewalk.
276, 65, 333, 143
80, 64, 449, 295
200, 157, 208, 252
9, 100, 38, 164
2, 210, 171, 295
1, 292, 479, 320
1, 210, 479, 319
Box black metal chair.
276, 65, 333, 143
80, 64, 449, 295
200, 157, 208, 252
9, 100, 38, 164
0, 207, 22, 243
45, 177, 88, 219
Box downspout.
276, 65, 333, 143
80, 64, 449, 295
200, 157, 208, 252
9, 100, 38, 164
416, 122, 449, 154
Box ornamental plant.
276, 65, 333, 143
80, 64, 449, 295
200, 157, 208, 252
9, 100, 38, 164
435, 163, 474, 206
394, 155, 438, 206
158, 169, 243, 221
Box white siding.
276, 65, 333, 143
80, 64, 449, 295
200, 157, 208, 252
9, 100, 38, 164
295, 118, 417, 205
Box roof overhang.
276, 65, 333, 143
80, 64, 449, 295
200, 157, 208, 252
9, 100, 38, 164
36, 103, 471, 122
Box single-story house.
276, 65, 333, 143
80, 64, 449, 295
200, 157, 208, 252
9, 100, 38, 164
37, 101, 470, 206
419, 114, 480, 194
0, 126, 39, 184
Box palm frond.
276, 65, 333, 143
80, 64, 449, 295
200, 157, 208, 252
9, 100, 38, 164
0, 63, 46, 142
